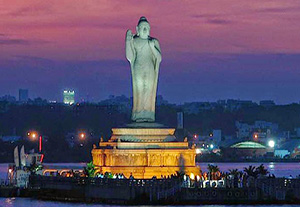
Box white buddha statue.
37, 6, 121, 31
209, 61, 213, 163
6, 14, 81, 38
125, 17, 162, 122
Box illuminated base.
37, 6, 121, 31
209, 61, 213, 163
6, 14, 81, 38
110, 127, 177, 142
92, 127, 200, 179
96, 166, 200, 179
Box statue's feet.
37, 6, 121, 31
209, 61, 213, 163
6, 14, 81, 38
135, 118, 154, 123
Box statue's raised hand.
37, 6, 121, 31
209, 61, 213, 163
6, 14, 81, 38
126, 30, 133, 41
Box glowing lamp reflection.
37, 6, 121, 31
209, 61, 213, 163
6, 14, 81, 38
196, 148, 201, 154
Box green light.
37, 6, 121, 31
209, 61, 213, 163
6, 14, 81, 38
63, 90, 75, 105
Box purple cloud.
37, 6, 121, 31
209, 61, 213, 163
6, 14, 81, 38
9, 3, 54, 16
206, 19, 233, 25
256, 7, 300, 13
0, 35, 50, 45
0, 38, 29, 45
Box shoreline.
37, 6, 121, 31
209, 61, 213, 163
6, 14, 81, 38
1, 160, 300, 164
23, 175, 300, 205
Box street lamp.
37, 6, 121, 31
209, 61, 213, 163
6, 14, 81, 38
79, 132, 86, 140
78, 131, 87, 147
268, 140, 275, 148
27, 131, 38, 140
27, 131, 43, 153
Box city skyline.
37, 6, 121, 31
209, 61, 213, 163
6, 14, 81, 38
1, 1, 300, 104
0, 90, 287, 107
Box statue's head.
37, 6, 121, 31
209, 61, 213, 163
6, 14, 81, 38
136, 16, 150, 39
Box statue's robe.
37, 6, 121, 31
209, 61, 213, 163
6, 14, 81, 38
127, 36, 161, 122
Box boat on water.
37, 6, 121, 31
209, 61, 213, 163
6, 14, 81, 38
0, 146, 44, 197
7, 146, 44, 188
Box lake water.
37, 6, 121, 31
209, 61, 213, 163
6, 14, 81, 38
0, 198, 299, 207
0, 162, 300, 206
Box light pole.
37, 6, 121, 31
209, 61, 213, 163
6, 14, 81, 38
78, 131, 87, 147
39, 135, 42, 153
79, 132, 86, 140
27, 131, 43, 153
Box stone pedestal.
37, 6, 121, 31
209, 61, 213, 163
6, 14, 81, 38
92, 125, 200, 179
110, 127, 176, 142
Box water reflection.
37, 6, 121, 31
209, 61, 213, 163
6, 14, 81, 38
0, 197, 299, 207
5, 197, 16, 205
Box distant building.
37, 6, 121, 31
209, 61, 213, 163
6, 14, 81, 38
295, 128, 300, 137
31, 97, 48, 105
217, 100, 226, 108
274, 150, 290, 158
0, 95, 16, 103
212, 129, 222, 144
180, 99, 257, 114
98, 95, 131, 113
177, 112, 184, 129
226, 99, 256, 111
0, 136, 22, 142
278, 139, 300, 158
182, 102, 201, 114
156, 95, 169, 106
259, 100, 275, 107
222, 141, 270, 159
182, 102, 216, 114
236, 120, 279, 140
19, 89, 28, 102
63, 90, 75, 105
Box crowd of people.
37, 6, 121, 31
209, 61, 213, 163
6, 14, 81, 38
45, 163, 300, 190
183, 171, 263, 188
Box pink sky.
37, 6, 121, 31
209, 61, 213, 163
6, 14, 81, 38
1, 0, 300, 60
